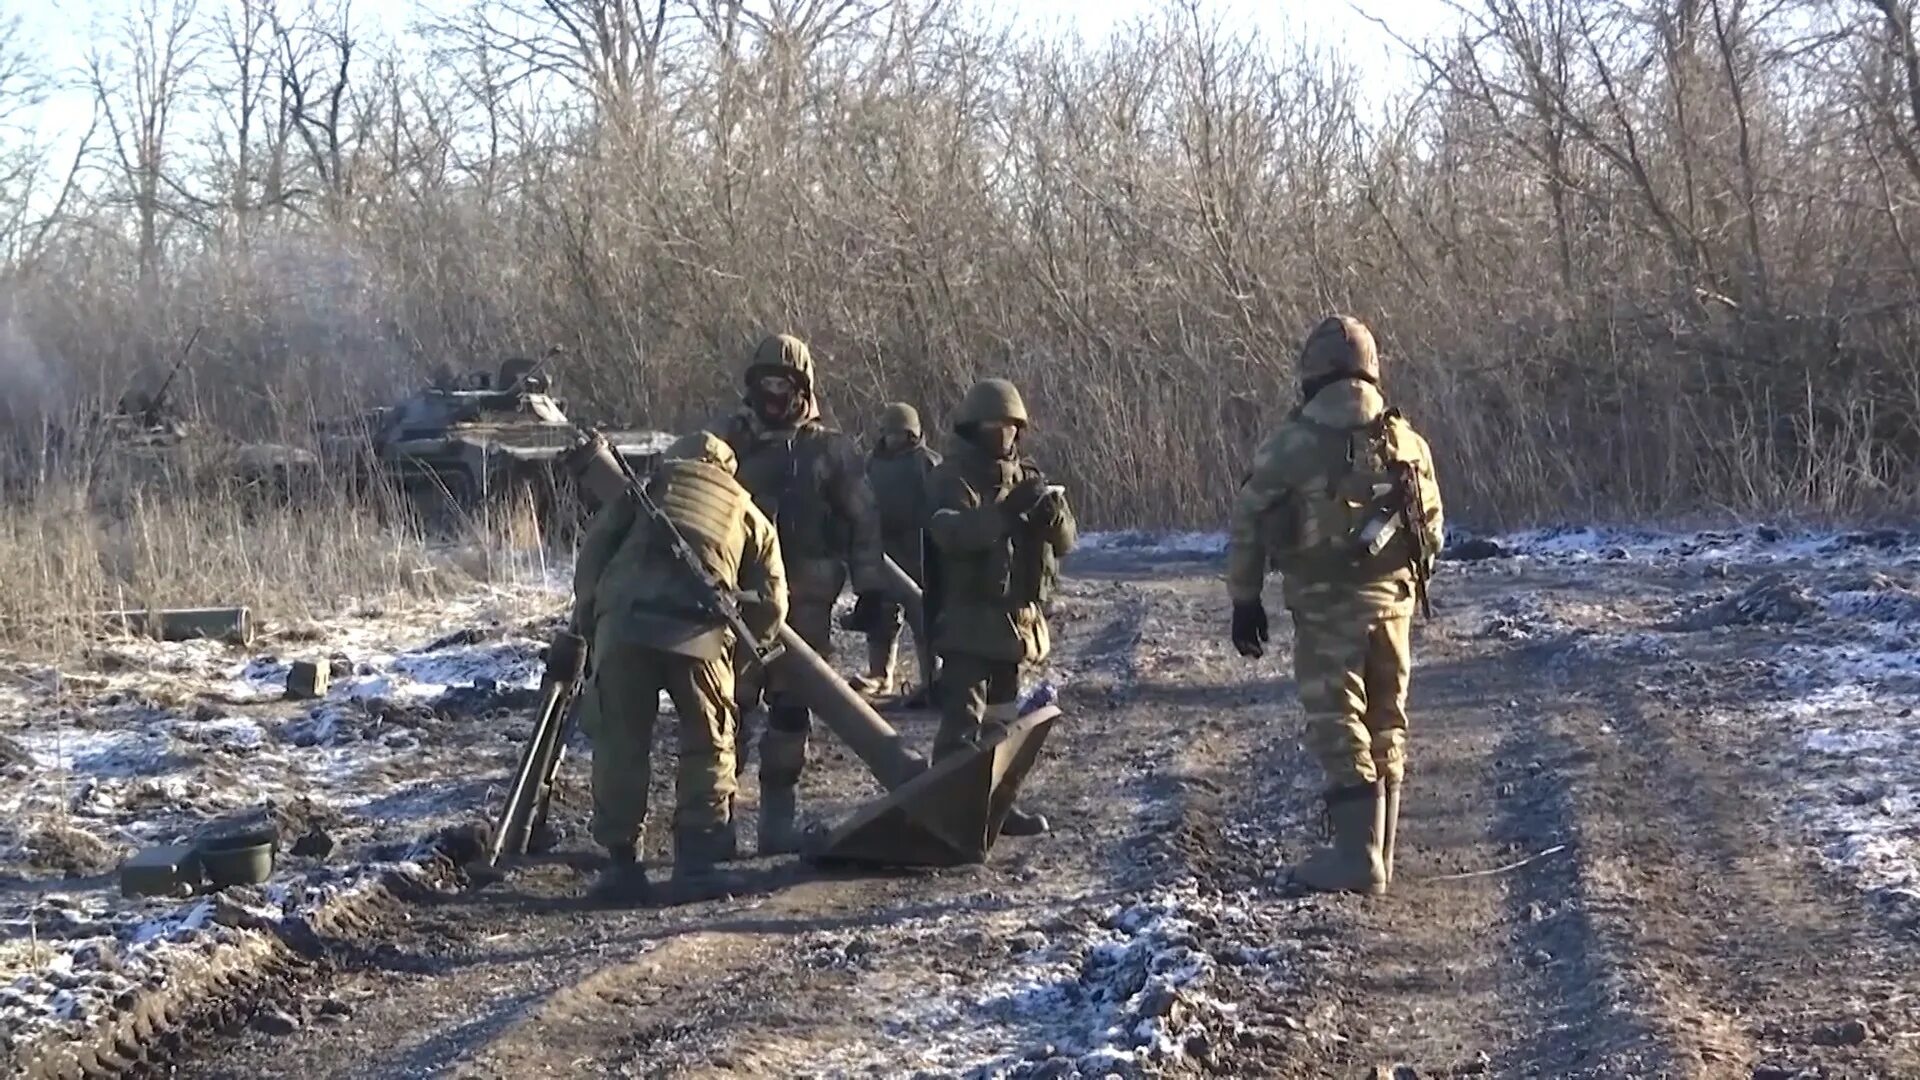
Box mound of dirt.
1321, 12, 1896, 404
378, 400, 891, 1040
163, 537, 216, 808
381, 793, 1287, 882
1670, 574, 1820, 631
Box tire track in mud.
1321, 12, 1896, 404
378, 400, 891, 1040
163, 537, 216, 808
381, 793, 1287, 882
1539, 642, 1920, 1079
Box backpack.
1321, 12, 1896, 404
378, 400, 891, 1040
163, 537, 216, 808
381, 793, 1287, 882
1269, 407, 1422, 582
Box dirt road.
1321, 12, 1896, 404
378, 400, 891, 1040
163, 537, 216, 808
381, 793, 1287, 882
151, 538, 1920, 1078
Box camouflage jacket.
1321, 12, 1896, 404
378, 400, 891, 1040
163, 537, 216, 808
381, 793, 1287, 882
573, 439, 788, 660
926, 441, 1077, 664
717, 408, 885, 603
1227, 378, 1445, 617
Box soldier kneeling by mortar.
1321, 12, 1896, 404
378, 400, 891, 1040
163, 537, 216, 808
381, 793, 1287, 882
924, 378, 1076, 837
1227, 315, 1445, 895
572, 431, 789, 902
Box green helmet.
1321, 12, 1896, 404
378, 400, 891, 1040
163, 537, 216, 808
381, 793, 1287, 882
955, 378, 1029, 428
664, 430, 737, 475
743, 333, 816, 394
1298, 315, 1380, 385
879, 402, 922, 437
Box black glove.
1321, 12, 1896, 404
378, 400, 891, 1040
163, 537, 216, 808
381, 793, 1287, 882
1000, 475, 1051, 522
1231, 600, 1269, 658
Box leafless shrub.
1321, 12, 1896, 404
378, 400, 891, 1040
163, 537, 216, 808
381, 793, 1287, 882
1, 0, 1918, 535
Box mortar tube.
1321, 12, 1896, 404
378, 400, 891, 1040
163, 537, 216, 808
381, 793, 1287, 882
770, 623, 927, 790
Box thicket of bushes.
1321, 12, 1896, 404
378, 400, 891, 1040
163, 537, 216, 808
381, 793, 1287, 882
4, 0, 1919, 532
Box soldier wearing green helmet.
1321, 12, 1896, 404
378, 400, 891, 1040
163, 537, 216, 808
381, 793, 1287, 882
923, 378, 1075, 837
571, 430, 789, 901
847, 402, 942, 699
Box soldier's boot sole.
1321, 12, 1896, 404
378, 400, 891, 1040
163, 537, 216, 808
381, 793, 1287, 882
758, 785, 801, 856
1288, 783, 1387, 896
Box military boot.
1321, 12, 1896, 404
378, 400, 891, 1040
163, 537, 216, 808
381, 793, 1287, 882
758, 784, 801, 855
1289, 782, 1387, 895
1381, 779, 1403, 885
589, 842, 652, 905
672, 822, 738, 888
1000, 805, 1051, 837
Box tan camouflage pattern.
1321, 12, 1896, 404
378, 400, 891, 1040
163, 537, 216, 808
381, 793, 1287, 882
583, 628, 739, 845
1293, 598, 1413, 787
1298, 314, 1381, 385
1227, 370, 1443, 790
1226, 379, 1443, 610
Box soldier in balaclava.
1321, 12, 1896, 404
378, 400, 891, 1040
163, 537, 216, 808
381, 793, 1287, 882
716, 333, 886, 855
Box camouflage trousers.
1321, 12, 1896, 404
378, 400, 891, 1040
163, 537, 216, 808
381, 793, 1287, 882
736, 597, 834, 787
934, 651, 1021, 762
582, 630, 738, 848
1290, 607, 1412, 788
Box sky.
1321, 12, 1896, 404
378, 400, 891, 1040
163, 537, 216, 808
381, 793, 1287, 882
6, 0, 1464, 166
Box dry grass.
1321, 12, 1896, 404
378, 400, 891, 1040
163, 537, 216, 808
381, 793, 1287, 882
0, 468, 556, 658
5, 3, 1920, 532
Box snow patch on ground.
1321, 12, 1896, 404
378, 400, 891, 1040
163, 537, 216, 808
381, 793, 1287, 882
813, 882, 1287, 1079
1692, 578, 1920, 908
0, 575, 566, 1059
1492, 524, 1920, 568
1075, 531, 1228, 559
0, 861, 428, 1057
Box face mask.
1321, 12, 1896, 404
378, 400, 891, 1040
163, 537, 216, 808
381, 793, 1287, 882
748, 375, 802, 425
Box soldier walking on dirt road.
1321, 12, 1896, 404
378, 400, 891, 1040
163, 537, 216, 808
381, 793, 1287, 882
571, 432, 788, 902
1227, 315, 1446, 895
924, 378, 1076, 837
717, 333, 888, 855
846, 402, 941, 701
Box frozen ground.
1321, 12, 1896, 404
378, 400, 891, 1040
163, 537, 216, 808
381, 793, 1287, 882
9, 522, 1920, 1077
0, 571, 569, 1061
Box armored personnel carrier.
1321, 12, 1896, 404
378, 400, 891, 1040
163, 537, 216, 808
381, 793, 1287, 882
320, 358, 673, 527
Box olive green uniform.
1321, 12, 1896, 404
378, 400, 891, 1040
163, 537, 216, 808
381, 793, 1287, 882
862, 404, 941, 689
1227, 315, 1444, 894
716, 334, 885, 850
926, 382, 1077, 761
572, 432, 787, 857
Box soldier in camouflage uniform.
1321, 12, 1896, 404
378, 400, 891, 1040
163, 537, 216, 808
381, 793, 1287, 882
572, 431, 788, 900
848, 402, 941, 699
1226, 315, 1445, 895
717, 333, 887, 854
925, 378, 1076, 837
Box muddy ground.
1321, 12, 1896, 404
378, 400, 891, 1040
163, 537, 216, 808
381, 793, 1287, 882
28, 535, 1920, 1078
